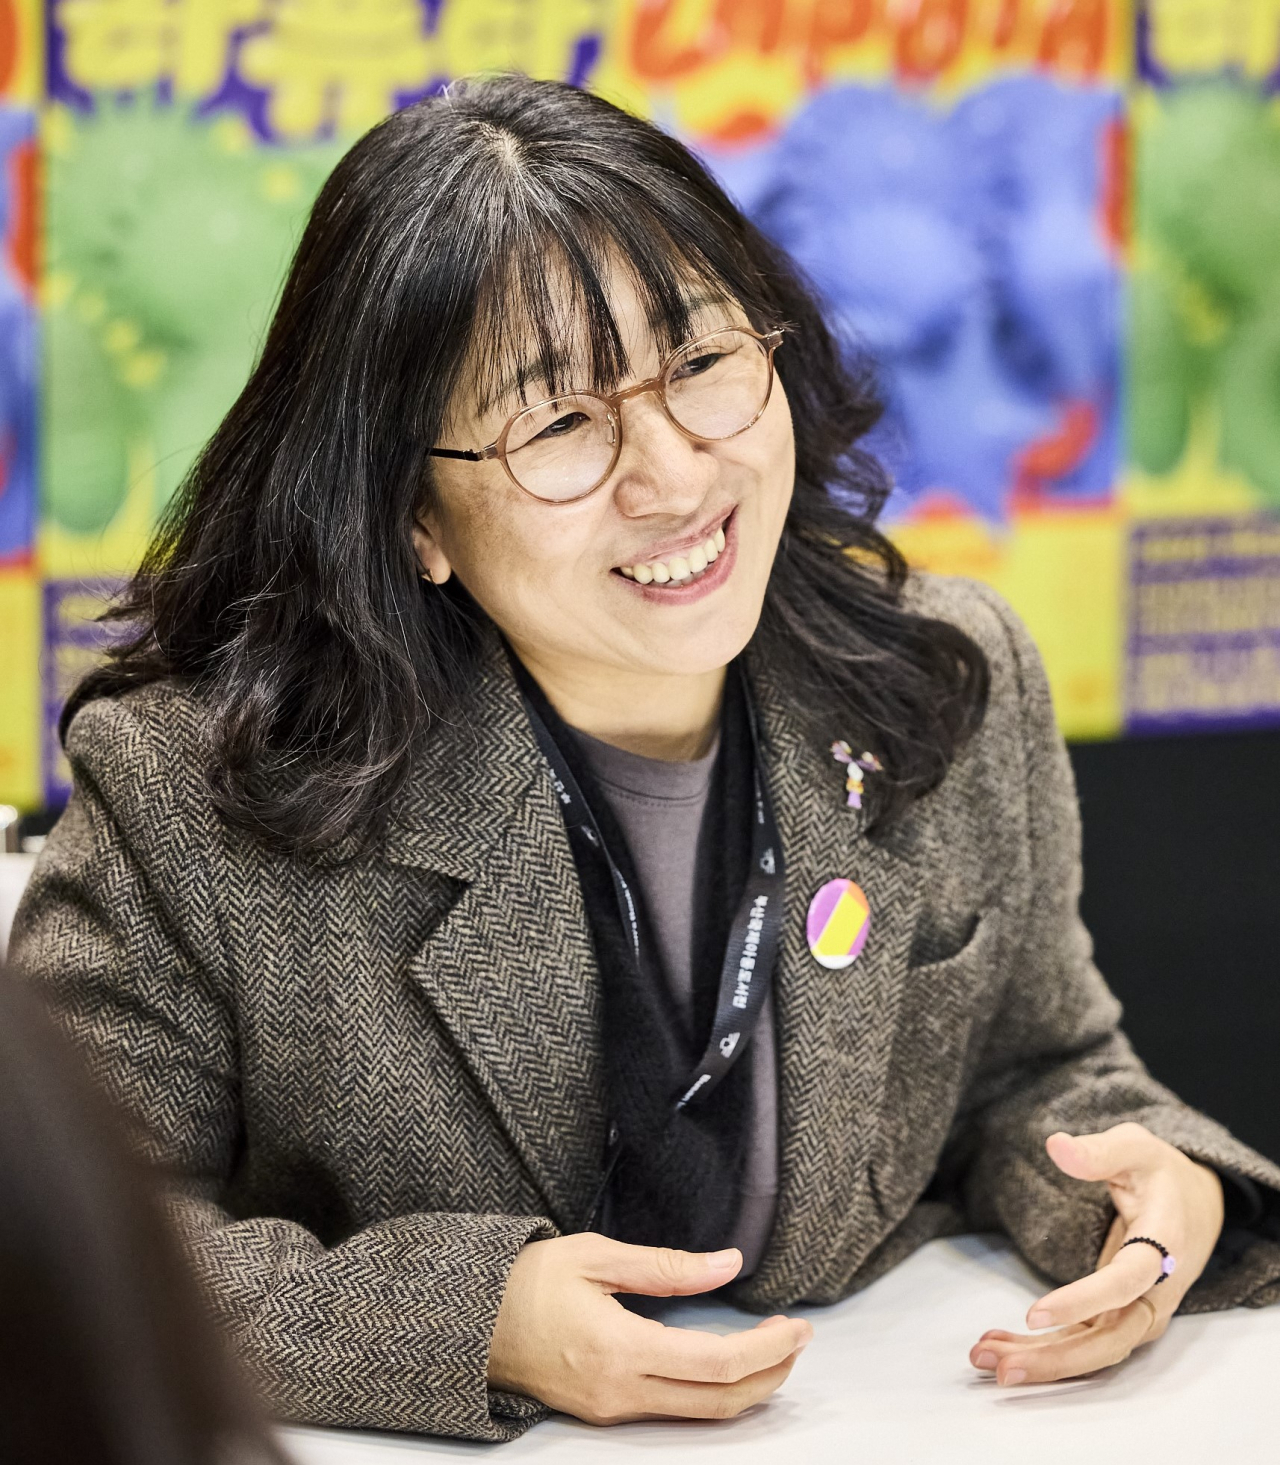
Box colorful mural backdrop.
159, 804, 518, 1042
2, 0, 1279, 810
0, 0, 39, 810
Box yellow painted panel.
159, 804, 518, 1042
891, 505, 1127, 740
0, 565, 40, 809
1144, 0, 1280, 80
1, 0, 43, 105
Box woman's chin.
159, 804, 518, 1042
609, 610, 762, 681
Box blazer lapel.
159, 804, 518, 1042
383, 635, 607, 1231
381, 633, 926, 1263
744, 660, 924, 1303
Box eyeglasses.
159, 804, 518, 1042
428, 326, 784, 504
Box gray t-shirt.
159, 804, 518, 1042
569, 727, 778, 1277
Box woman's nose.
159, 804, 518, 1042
608, 389, 716, 518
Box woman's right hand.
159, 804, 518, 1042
487, 1233, 813, 1425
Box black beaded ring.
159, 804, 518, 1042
1121, 1235, 1177, 1284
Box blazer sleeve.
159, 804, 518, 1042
955, 585, 1280, 1311
8, 700, 555, 1442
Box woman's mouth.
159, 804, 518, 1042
611, 510, 738, 604
618, 522, 726, 586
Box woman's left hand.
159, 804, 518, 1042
969, 1122, 1224, 1386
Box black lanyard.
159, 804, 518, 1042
518, 663, 786, 1222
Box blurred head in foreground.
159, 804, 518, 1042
0, 970, 286, 1465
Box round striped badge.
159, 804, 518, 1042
806, 878, 871, 970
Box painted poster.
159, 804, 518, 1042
1123, 1, 1280, 730
33, 0, 609, 805
5, 0, 1280, 811
0, 0, 39, 811
596, 0, 1132, 738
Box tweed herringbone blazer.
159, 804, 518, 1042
11, 574, 1280, 1441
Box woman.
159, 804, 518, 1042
12, 75, 1280, 1441
0, 970, 287, 1465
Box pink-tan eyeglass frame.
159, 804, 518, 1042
426, 326, 785, 505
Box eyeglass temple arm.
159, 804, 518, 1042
428, 445, 495, 462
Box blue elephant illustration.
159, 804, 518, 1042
711, 75, 1122, 524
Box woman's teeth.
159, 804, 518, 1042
620, 526, 727, 585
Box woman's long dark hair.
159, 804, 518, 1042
66, 74, 988, 854
0, 972, 286, 1465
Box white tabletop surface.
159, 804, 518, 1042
0, 852, 35, 960
282, 1234, 1280, 1463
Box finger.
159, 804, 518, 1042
635, 1314, 812, 1383
970, 1324, 1092, 1368
636, 1350, 802, 1421
1045, 1123, 1162, 1184
984, 1302, 1154, 1386
971, 1329, 1021, 1364
1024, 1242, 1165, 1329
585, 1240, 744, 1296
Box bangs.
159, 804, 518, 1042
461, 204, 744, 420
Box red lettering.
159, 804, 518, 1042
629, 0, 719, 82
1038, 0, 1108, 79
991, 0, 1020, 49
0, 1, 16, 95
715, 0, 789, 55
806, 0, 877, 83
895, 0, 968, 83
704, 109, 776, 143
630, 0, 793, 81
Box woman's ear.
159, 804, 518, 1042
412, 515, 454, 587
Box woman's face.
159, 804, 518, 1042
414, 262, 795, 686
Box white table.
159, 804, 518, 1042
0, 852, 35, 959
282, 1234, 1280, 1464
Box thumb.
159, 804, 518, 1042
586, 1240, 743, 1297
1046, 1123, 1158, 1184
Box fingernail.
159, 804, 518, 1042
707, 1248, 740, 1270
1002, 1368, 1027, 1386
1027, 1310, 1053, 1329
975, 1350, 998, 1370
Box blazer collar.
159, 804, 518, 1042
382, 631, 541, 881
383, 631, 608, 1229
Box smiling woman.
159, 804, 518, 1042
60, 73, 984, 844
414, 271, 803, 759
11, 73, 1280, 1445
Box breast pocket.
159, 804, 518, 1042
862, 910, 1005, 1224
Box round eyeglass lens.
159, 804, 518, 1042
663, 329, 772, 441
503, 393, 619, 502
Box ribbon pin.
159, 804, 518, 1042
830, 741, 883, 810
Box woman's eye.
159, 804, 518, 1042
673, 351, 725, 381
535, 410, 589, 440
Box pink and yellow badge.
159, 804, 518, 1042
806, 878, 871, 971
